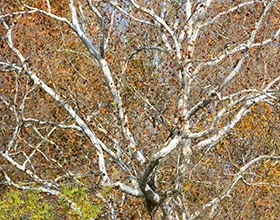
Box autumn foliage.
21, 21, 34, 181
1, 0, 280, 219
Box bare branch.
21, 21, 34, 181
87, 0, 106, 58
189, 155, 280, 219
200, 1, 255, 28
0, 151, 42, 181
129, 0, 182, 59
68, 0, 102, 60
2, 19, 109, 184
23, 4, 72, 26
139, 135, 182, 204
23, 118, 82, 131
109, 1, 154, 26
0, 9, 37, 19
111, 182, 143, 197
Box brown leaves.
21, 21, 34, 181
1, 0, 280, 218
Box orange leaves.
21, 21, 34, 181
234, 102, 272, 136
1, 0, 279, 218
263, 160, 280, 184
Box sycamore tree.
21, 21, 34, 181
1, 0, 279, 219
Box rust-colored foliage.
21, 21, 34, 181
1, 0, 279, 219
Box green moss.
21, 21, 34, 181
59, 183, 101, 219
101, 185, 111, 197
0, 183, 107, 219
0, 188, 54, 219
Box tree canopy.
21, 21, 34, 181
1, 0, 279, 219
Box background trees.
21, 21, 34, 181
1, 0, 279, 219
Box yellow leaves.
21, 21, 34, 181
203, 157, 214, 165
47, 79, 53, 86
208, 38, 216, 47
216, 4, 226, 10
271, 46, 278, 53
264, 160, 280, 183
183, 182, 191, 192
216, 139, 227, 154
235, 102, 272, 137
